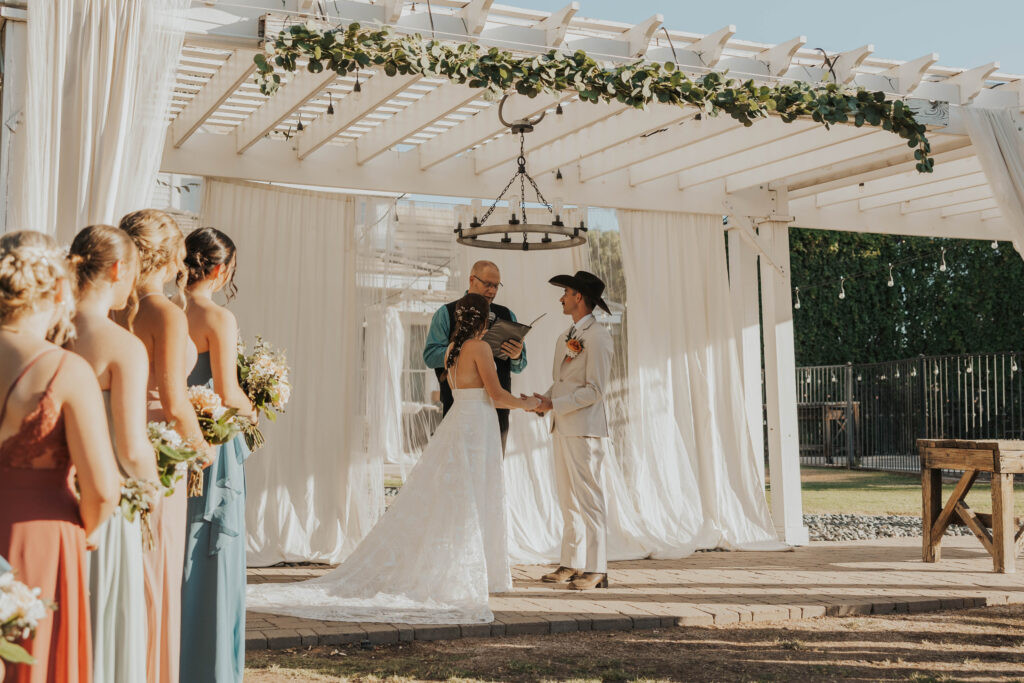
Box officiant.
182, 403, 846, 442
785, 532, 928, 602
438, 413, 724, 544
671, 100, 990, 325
424, 260, 527, 451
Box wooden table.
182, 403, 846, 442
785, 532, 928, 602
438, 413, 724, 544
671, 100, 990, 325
918, 439, 1024, 573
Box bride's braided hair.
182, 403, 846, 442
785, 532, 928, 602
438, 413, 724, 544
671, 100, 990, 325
441, 293, 490, 383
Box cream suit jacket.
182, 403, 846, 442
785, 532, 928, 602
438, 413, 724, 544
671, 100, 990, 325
544, 314, 613, 437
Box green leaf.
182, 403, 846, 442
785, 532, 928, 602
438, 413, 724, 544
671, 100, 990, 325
0, 639, 36, 664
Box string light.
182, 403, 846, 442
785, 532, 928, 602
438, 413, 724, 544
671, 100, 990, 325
327, 92, 335, 115
791, 242, 967, 310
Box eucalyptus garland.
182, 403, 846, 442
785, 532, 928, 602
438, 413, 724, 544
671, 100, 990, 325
254, 22, 934, 173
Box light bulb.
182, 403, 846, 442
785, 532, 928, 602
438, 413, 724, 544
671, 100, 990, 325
991, 240, 999, 249
887, 263, 894, 287
838, 277, 846, 300
793, 286, 801, 310
895, 369, 900, 378
939, 247, 947, 272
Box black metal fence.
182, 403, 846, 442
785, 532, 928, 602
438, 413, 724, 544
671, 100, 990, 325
796, 352, 1024, 473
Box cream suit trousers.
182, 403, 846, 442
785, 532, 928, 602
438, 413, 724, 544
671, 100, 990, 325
553, 434, 608, 573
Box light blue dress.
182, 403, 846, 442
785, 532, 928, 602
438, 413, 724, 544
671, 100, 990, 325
88, 390, 148, 683
180, 353, 250, 683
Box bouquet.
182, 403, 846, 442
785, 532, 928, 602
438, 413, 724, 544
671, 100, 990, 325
187, 386, 241, 496
119, 478, 161, 550
148, 421, 201, 496
237, 336, 291, 450
0, 571, 54, 665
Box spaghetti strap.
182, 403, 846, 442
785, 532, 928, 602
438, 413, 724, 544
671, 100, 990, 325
0, 348, 63, 427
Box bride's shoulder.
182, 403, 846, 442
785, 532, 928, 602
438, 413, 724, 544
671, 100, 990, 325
462, 338, 487, 354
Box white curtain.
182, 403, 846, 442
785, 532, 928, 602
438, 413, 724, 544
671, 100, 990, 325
365, 306, 408, 467
11, 0, 187, 240
200, 179, 383, 566
617, 210, 784, 551
961, 107, 1024, 256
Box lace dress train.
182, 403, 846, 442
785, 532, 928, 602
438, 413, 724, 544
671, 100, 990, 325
246, 385, 511, 624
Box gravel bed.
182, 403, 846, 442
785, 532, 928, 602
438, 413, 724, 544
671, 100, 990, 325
805, 513, 972, 541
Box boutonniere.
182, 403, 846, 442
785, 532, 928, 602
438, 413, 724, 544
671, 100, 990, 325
565, 328, 584, 361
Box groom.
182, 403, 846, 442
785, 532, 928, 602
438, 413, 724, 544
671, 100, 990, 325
531, 271, 614, 591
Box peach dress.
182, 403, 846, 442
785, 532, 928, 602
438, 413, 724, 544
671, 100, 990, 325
0, 350, 91, 683
141, 334, 197, 683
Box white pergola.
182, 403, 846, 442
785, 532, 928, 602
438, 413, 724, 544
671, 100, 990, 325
2, 0, 1020, 546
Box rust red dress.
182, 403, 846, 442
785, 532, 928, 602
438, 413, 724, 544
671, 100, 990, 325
0, 350, 91, 683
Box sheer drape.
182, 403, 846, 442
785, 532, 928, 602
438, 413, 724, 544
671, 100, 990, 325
961, 107, 1024, 256
11, 0, 187, 239
365, 306, 408, 467
200, 179, 382, 566
617, 210, 783, 551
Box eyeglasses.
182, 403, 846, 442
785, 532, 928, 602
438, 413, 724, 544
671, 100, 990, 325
471, 275, 502, 290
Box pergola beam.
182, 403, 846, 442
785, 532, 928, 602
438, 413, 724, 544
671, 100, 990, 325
418, 94, 569, 169
757, 36, 806, 77
235, 68, 336, 154
810, 155, 982, 206
859, 172, 989, 210
170, 48, 258, 148
297, 72, 421, 160
674, 123, 868, 190
473, 100, 627, 173
902, 185, 993, 214
726, 131, 908, 193
786, 143, 976, 197
355, 83, 480, 164
942, 197, 998, 217
526, 105, 691, 178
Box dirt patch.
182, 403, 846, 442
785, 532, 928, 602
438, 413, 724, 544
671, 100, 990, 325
246, 604, 1024, 682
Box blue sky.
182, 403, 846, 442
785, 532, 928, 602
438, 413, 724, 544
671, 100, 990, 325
509, 0, 1024, 75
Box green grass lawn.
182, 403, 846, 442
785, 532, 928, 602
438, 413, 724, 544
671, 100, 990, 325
776, 467, 1024, 516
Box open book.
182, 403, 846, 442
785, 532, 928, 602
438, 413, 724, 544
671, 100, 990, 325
481, 313, 546, 360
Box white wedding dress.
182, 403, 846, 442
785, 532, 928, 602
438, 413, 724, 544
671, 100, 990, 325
246, 356, 512, 624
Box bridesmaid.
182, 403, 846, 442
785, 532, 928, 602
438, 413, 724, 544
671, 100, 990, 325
68, 226, 155, 683
0, 231, 121, 683
180, 227, 256, 683
118, 210, 212, 683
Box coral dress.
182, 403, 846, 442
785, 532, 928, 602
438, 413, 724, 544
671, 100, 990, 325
0, 350, 92, 683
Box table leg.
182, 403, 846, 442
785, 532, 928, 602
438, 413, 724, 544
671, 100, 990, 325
922, 467, 943, 562
991, 473, 1015, 573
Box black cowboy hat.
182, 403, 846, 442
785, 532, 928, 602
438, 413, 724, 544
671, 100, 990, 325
549, 270, 611, 314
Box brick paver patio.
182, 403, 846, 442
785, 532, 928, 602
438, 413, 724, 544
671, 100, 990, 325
245, 536, 1024, 650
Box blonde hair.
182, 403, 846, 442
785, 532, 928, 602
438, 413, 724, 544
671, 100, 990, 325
70, 224, 141, 327
118, 209, 185, 301
0, 230, 75, 344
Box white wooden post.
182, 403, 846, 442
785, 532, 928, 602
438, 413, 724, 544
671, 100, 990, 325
0, 18, 27, 234
727, 229, 766, 490
757, 196, 809, 545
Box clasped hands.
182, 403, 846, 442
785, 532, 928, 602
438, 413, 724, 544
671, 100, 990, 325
519, 393, 553, 414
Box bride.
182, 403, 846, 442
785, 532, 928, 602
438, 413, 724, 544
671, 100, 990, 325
247, 293, 540, 624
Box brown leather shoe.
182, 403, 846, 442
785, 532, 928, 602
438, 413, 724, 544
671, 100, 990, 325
569, 572, 608, 590
541, 566, 581, 583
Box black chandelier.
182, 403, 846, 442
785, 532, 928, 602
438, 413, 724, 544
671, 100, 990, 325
455, 95, 587, 251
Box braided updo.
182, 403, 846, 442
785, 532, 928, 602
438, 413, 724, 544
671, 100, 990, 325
184, 227, 237, 299
441, 293, 490, 383
118, 209, 186, 297
0, 230, 74, 343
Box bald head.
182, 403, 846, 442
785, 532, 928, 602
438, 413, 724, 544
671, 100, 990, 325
468, 260, 501, 302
